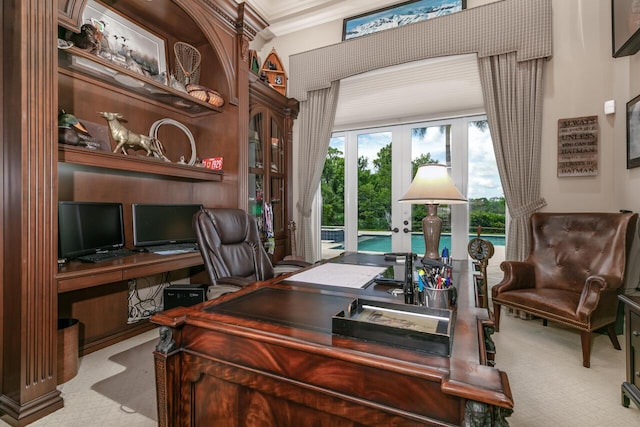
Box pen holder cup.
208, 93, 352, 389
422, 287, 456, 309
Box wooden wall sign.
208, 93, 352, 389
557, 115, 598, 177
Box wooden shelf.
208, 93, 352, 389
260, 48, 287, 96
56, 251, 204, 293
58, 46, 222, 117
59, 145, 223, 181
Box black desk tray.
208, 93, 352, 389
332, 299, 454, 357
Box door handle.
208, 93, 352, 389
392, 227, 399, 233
403, 228, 411, 233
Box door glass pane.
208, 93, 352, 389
357, 131, 392, 253
467, 120, 505, 263
248, 173, 264, 236
410, 125, 452, 256
270, 118, 283, 174
270, 176, 284, 234
249, 113, 263, 169
321, 136, 345, 259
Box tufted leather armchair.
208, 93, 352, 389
492, 212, 638, 367
193, 208, 309, 289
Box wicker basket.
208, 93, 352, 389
186, 84, 224, 107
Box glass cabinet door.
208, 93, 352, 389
270, 176, 284, 235
248, 173, 264, 236
270, 119, 285, 237
249, 112, 265, 237
248, 83, 297, 262
270, 117, 284, 174
249, 113, 263, 169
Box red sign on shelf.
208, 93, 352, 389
203, 157, 223, 170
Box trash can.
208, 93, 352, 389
57, 318, 79, 384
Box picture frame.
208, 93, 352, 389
342, 0, 466, 41
82, 120, 112, 152
612, 0, 640, 57
82, 0, 167, 83
626, 94, 640, 168
557, 116, 599, 177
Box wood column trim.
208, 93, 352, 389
0, 1, 62, 424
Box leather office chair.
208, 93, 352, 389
193, 208, 309, 290
492, 212, 638, 367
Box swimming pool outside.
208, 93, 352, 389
331, 233, 505, 254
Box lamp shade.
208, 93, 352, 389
398, 164, 466, 204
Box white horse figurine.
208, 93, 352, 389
98, 112, 169, 161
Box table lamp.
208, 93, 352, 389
399, 164, 466, 261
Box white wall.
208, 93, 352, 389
252, 0, 640, 216
542, 0, 635, 213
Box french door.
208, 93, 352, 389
333, 118, 466, 258
322, 115, 500, 261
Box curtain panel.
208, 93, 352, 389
478, 53, 547, 261
296, 81, 341, 260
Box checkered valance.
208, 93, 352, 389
289, 0, 552, 101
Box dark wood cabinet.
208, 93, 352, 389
248, 74, 299, 261
0, 1, 267, 424
620, 294, 640, 410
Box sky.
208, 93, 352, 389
329, 122, 503, 200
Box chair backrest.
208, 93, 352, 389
527, 212, 638, 292
193, 208, 274, 285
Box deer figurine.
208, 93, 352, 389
98, 112, 169, 161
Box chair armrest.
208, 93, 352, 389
491, 261, 536, 297
215, 276, 253, 287
276, 259, 312, 268
273, 259, 312, 277
576, 274, 623, 321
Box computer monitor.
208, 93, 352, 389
58, 201, 125, 260
132, 203, 202, 247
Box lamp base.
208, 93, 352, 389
422, 203, 442, 261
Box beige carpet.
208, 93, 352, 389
91, 338, 157, 422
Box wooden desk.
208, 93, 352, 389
151, 255, 513, 426
56, 251, 203, 293
57, 251, 204, 354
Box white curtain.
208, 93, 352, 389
296, 81, 341, 261
478, 53, 547, 261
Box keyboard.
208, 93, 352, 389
143, 243, 199, 253
75, 248, 135, 263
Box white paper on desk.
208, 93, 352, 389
285, 263, 386, 288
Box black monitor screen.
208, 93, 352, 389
58, 201, 125, 259
132, 204, 202, 247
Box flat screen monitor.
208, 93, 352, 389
132, 203, 202, 247
58, 201, 125, 259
